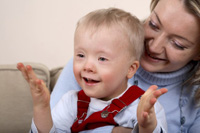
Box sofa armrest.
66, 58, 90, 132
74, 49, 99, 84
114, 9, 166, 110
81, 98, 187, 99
0, 62, 50, 133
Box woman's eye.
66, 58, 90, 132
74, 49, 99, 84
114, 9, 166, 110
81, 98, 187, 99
77, 54, 84, 58
170, 40, 185, 50
149, 20, 159, 31
98, 57, 107, 61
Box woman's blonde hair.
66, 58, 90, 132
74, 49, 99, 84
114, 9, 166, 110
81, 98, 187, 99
75, 8, 144, 60
151, 0, 200, 106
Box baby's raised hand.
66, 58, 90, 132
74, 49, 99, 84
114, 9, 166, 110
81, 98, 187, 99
137, 85, 168, 133
17, 63, 50, 109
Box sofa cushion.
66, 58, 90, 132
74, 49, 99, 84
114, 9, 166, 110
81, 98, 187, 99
0, 63, 50, 133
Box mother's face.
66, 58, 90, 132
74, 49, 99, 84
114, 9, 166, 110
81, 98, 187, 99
141, 0, 200, 72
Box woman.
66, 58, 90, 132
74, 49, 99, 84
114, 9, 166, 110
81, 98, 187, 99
51, 0, 200, 132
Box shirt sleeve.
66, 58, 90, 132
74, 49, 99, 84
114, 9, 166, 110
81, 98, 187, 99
50, 57, 81, 109
30, 119, 38, 133
132, 123, 164, 133
154, 101, 168, 133
31, 90, 78, 133
30, 119, 57, 133
52, 90, 78, 132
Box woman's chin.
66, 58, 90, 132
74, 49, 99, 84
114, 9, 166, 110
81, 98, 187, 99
140, 61, 166, 72
140, 59, 157, 72
141, 64, 156, 72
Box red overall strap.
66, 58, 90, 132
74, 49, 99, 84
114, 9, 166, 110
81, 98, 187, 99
76, 90, 90, 121
71, 85, 144, 133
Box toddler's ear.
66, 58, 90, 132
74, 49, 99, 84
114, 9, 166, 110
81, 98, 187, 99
127, 61, 139, 79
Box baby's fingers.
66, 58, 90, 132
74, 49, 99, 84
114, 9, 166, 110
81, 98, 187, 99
144, 85, 158, 96
26, 65, 38, 81
29, 79, 40, 91
153, 88, 168, 98
17, 63, 39, 83
31, 79, 50, 108
37, 80, 47, 93
17, 63, 29, 81
30, 79, 47, 97
149, 88, 168, 105
36, 80, 49, 94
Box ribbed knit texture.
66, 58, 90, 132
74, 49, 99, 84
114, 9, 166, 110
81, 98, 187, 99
135, 62, 195, 86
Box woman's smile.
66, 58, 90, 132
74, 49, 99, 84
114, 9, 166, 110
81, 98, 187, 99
144, 43, 168, 63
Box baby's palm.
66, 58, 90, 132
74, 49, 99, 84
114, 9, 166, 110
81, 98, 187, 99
30, 78, 50, 109
17, 63, 50, 109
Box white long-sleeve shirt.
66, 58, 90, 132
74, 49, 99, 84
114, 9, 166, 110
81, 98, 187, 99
31, 84, 167, 133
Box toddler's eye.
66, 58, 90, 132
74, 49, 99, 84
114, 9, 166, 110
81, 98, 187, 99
77, 54, 84, 58
98, 57, 107, 61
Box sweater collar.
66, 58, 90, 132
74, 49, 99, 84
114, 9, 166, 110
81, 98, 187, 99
136, 62, 196, 86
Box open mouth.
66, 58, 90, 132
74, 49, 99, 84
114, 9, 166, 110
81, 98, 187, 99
83, 77, 100, 84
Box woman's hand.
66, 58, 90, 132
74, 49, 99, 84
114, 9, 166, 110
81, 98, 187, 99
137, 85, 168, 133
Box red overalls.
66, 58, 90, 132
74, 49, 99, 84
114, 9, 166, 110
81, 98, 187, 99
71, 85, 144, 133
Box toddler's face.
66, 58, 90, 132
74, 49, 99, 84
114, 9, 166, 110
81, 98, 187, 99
73, 25, 136, 100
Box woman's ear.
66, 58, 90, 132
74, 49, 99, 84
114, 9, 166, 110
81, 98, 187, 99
127, 61, 139, 79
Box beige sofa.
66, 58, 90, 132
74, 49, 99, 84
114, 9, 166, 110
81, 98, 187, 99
0, 63, 63, 133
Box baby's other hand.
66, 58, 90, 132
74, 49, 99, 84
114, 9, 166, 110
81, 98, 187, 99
137, 85, 167, 133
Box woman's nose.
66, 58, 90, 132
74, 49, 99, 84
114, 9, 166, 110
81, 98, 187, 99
148, 33, 166, 54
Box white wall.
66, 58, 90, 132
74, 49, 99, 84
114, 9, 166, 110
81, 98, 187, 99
0, 0, 150, 69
